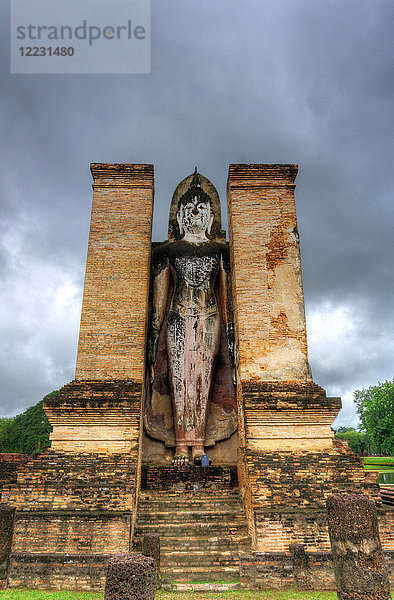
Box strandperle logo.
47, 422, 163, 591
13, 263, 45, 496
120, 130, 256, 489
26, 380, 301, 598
11, 0, 150, 74
16, 20, 146, 47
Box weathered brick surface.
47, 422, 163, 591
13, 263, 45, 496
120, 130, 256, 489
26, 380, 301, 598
240, 550, 394, 590
378, 508, 394, 549
242, 381, 340, 452
2, 451, 137, 512
75, 163, 154, 382
234, 381, 380, 557
240, 551, 335, 589
227, 164, 310, 382
0, 455, 29, 495
1, 449, 139, 581
8, 553, 111, 591
0, 505, 15, 580
12, 513, 130, 554
141, 465, 237, 491
44, 380, 142, 453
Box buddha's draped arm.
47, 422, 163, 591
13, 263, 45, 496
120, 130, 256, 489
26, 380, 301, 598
147, 263, 170, 379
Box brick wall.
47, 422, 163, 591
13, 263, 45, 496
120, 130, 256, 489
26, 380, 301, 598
240, 550, 394, 590
0, 455, 29, 495
8, 553, 111, 591
11, 513, 130, 554
44, 380, 141, 454
239, 551, 336, 590
236, 382, 382, 556
2, 449, 139, 589
227, 164, 310, 382
75, 163, 154, 382
378, 508, 394, 550
226, 165, 391, 575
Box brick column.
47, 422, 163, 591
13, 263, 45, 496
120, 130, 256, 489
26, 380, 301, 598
75, 163, 154, 381
227, 165, 357, 556
227, 164, 310, 382
46, 164, 154, 453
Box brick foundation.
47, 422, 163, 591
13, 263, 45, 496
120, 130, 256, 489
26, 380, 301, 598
8, 553, 111, 591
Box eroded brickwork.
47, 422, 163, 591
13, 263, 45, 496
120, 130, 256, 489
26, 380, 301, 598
0, 455, 29, 495
227, 164, 310, 381
76, 163, 154, 382
8, 553, 110, 591
239, 551, 336, 590
237, 382, 381, 553
226, 164, 392, 589
44, 380, 141, 454
3, 447, 139, 589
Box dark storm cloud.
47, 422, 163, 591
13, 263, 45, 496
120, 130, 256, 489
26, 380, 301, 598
1, 0, 393, 425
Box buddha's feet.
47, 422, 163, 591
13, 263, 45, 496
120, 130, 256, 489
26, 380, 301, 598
172, 451, 189, 467
192, 447, 204, 465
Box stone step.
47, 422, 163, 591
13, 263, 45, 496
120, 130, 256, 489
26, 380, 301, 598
139, 490, 242, 501
138, 495, 243, 505
160, 565, 239, 582
138, 505, 242, 516
135, 533, 250, 547
136, 467, 249, 583
134, 522, 248, 536
136, 509, 245, 523
138, 497, 243, 510
161, 582, 240, 592
134, 539, 250, 553
161, 556, 239, 568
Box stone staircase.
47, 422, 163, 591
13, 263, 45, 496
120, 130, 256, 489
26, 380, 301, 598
133, 466, 251, 583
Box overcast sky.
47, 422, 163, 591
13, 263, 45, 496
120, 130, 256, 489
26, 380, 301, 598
1, 0, 393, 428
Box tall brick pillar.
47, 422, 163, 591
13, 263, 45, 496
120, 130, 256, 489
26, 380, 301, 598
76, 163, 154, 381
227, 164, 309, 382
2, 165, 155, 591
226, 165, 377, 560
45, 164, 154, 453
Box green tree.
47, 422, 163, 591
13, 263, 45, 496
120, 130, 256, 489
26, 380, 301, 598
0, 392, 57, 455
354, 380, 394, 456
334, 427, 372, 455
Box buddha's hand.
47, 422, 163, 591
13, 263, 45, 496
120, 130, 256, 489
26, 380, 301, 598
147, 324, 160, 384
227, 322, 238, 380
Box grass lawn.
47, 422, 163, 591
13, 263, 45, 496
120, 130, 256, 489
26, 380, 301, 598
0, 590, 332, 600
363, 457, 394, 470
0, 589, 393, 600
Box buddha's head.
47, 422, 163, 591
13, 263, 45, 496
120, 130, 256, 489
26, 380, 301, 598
177, 169, 214, 237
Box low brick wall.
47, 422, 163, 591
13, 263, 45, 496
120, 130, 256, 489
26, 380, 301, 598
240, 550, 394, 589
378, 508, 394, 550
12, 512, 131, 554
255, 509, 331, 552
8, 553, 112, 591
